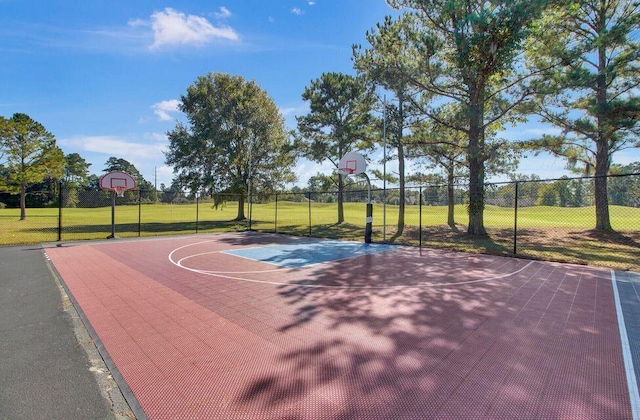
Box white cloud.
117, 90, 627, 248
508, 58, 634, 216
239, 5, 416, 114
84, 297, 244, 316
152, 99, 181, 121
130, 7, 239, 50
58, 135, 174, 186
279, 104, 309, 117
143, 132, 169, 142
291, 8, 303, 15
308, 1, 316, 5
295, 160, 332, 186
60, 136, 166, 159
215, 7, 232, 19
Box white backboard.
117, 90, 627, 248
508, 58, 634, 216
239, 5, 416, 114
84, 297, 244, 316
337, 152, 366, 176
99, 171, 137, 190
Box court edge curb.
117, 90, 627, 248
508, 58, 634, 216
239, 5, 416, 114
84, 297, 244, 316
43, 246, 148, 420
611, 270, 640, 420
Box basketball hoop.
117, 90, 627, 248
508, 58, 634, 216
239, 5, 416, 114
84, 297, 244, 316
337, 152, 366, 177
338, 167, 355, 176
100, 171, 137, 198
99, 171, 137, 239
113, 186, 126, 197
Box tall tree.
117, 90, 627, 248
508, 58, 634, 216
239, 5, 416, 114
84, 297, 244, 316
0, 113, 64, 219
61, 153, 91, 208
353, 15, 423, 236
526, 0, 640, 230
387, 0, 551, 235
64, 153, 91, 186
166, 72, 296, 220
296, 72, 377, 224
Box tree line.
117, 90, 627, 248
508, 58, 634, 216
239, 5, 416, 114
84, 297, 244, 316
0, 117, 165, 216
1, 0, 638, 237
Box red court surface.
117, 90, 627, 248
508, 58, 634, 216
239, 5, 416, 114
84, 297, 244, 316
45, 232, 634, 419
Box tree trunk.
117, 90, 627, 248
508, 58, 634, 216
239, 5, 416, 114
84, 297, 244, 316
447, 163, 455, 228
396, 93, 406, 236
19, 181, 26, 220
594, 166, 611, 230
593, 21, 612, 231
467, 99, 487, 236
235, 194, 245, 221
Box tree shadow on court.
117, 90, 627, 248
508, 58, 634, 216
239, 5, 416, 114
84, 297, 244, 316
233, 251, 627, 418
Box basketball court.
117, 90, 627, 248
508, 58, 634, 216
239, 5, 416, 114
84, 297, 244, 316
44, 232, 639, 419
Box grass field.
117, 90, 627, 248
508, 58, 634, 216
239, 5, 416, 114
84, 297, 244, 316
1, 201, 639, 270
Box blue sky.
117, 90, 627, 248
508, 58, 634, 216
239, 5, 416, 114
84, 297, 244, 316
1, 1, 637, 189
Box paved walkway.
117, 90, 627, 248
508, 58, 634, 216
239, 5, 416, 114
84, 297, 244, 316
0, 245, 130, 420
43, 233, 638, 419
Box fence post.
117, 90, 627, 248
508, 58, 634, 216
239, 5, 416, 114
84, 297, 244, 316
308, 191, 312, 237
274, 193, 278, 233
138, 190, 142, 237
419, 186, 423, 254
58, 182, 63, 242
196, 192, 199, 233
513, 181, 519, 255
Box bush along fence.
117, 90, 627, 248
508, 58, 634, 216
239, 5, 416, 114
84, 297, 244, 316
1, 173, 639, 270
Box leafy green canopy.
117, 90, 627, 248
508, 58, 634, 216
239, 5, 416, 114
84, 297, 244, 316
0, 113, 65, 218
0, 113, 64, 192
296, 72, 377, 167
526, 0, 640, 164
64, 153, 92, 186
386, 0, 551, 235
525, 0, 640, 230
165, 73, 295, 218
296, 72, 377, 223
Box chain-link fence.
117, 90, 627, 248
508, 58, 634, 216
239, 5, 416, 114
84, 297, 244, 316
1, 174, 639, 270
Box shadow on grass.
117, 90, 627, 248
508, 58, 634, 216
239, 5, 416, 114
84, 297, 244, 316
585, 229, 640, 249
379, 224, 640, 270
514, 228, 640, 270
22, 220, 253, 238
383, 224, 514, 256
273, 223, 365, 240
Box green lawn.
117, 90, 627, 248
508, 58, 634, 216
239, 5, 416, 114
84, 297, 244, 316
2, 201, 639, 270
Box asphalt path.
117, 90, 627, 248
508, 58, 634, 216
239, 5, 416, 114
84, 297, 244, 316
0, 245, 130, 420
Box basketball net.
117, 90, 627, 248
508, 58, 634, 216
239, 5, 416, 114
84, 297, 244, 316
113, 186, 126, 198
339, 168, 355, 176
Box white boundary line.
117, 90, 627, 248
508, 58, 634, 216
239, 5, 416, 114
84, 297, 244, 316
168, 240, 535, 289
611, 270, 640, 420
177, 251, 286, 274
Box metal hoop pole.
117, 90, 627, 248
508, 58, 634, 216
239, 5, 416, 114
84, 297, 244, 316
107, 190, 116, 239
